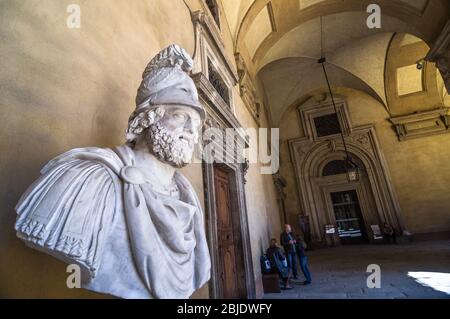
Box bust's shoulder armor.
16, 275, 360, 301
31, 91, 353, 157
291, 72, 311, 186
15, 147, 123, 278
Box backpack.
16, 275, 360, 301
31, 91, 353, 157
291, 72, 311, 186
260, 254, 272, 274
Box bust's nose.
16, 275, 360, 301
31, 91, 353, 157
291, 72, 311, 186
184, 116, 195, 134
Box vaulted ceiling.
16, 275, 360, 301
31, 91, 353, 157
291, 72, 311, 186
220, 0, 450, 125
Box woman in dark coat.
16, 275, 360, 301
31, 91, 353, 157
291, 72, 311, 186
266, 238, 292, 289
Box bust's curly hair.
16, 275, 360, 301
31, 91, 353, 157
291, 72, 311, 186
125, 106, 165, 145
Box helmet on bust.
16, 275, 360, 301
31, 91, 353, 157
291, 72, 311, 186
135, 44, 206, 120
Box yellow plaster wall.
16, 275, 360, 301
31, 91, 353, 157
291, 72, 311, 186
0, 0, 198, 298
278, 88, 450, 237
233, 86, 282, 298
0, 0, 281, 299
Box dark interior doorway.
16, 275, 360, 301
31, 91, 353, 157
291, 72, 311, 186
330, 190, 368, 244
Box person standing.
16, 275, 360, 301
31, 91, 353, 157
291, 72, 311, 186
383, 222, 397, 244
299, 214, 312, 248
280, 224, 298, 280
295, 234, 312, 285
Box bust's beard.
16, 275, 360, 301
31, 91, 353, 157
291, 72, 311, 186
146, 122, 194, 168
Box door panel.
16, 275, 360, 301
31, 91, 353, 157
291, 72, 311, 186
214, 166, 241, 299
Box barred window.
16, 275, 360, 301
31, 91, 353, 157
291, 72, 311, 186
314, 113, 341, 137
208, 59, 230, 107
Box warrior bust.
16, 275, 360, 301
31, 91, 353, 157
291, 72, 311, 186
14, 44, 211, 299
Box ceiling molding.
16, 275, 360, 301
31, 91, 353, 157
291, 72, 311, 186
234, 0, 447, 67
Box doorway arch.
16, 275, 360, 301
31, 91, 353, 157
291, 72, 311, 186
316, 152, 378, 244
289, 125, 405, 245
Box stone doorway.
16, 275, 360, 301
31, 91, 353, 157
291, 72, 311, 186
329, 189, 368, 244
213, 165, 247, 298
288, 97, 405, 245
203, 161, 255, 299
317, 156, 381, 246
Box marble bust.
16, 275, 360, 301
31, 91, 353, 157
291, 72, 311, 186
14, 44, 211, 299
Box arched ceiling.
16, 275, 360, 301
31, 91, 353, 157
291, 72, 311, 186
259, 57, 384, 126
255, 12, 402, 110
257, 12, 411, 71
221, 0, 255, 38
225, 0, 449, 54
223, 0, 432, 41
255, 11, 406, 125
220, 0, 449, 126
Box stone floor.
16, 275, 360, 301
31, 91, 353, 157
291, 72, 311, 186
264, 240, 450, 299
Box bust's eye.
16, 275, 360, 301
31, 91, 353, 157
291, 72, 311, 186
173, 113, 186, 121
181, 87, 189, 93
193, 118, 201, 128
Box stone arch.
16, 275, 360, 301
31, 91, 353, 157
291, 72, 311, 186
236, 0, 449, 60
289, 126, 405, 244
321, 158, 353, 177
258, 58, 387, 126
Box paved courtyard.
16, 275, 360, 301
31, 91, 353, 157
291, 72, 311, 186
264, 240, 450, 299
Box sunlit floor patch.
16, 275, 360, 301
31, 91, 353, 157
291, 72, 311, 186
408, 272, 450, 295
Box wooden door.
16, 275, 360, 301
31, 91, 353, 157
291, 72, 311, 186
214, 166, 241, 299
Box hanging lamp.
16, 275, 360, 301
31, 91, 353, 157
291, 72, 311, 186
317, 17, 360, 182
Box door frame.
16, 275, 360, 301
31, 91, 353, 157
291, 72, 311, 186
325, 185, 369, 244
317, 176, 374, 245
288, 124, 405, 244
203, 161, 255, 299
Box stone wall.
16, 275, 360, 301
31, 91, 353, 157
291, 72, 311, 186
234, 90, 282, 298
0, 0, 196, 299
279, 87, 450, 238
0, 0, 281, 299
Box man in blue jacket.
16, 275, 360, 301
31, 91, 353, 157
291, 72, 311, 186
295, 234, 312, 285
280, 224, 298, 280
